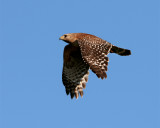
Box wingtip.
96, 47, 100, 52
79, 91, 83, 98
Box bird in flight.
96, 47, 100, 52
59, 33, 131, 99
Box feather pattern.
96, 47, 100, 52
77, 34, 112, 79
62, 45, 89, 99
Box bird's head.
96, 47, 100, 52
59, 33, 77, 44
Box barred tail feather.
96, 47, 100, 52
110, 45, 131, 56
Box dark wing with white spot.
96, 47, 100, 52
78, 35, 112, 79
62, 45, 89, 99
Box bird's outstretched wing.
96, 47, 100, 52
62, 44, 89, 99
77, 35, 112, 79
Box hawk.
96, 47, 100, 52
59, 33, 131, 99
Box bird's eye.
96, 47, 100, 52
64, 35, 67, 38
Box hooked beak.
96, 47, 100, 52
59, 36, 64, 40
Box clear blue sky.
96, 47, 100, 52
0, 0, 159, 128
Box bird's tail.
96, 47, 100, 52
110, 45, 131, 56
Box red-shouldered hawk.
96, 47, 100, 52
59, 33, 131, 99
